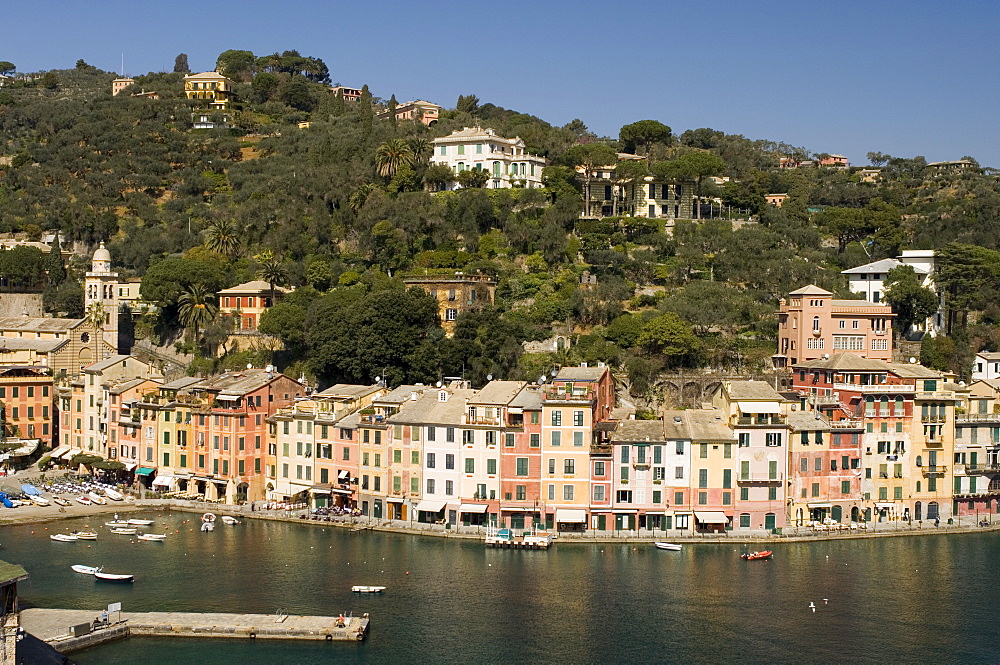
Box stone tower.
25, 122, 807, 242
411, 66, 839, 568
84, 242, 120, 353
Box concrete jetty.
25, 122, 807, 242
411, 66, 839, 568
20, 608, 370, 653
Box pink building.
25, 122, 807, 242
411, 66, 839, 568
774, 285, 895, 367
499, 385, 543, 530
819, 154, 849, 167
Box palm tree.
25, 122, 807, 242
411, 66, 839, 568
256, 250, 288, 306
374, 139, 414, 178
349, 183, 378, 213
204, 219, 240, 259
408, 137, 432, 163
177, 284, 218, 342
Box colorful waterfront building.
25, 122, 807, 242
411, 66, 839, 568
542, 366, 615, 532
417, 385, 475, 526
609, 419, 667, 532
107, 376, 162, 478
499, 385, 543, 530
0, 366, 54, 447
356, 385, 424, 520
712, 381, 791, 533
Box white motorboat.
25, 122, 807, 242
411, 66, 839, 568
655, 542, 682, 551
109, 527, 138, 535
87, 492, 107, 505
52, 497, 72, 507
76, 496, 92, 506
200, 521, 215, 532
127, 519, 154, 526
137, 533, 166, 541
95, 572, 134, 583
221, 516, 238, 525
105, 520, 130, 527
71, 565, 101, 575
72, 531, 98, 540
351, 585, 386, 593
104, 488, 124, 501
30, 496, 50, 507
202, 512, 217, 523
51, 534, 78, 542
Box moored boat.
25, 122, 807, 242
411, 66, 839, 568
52, 497, 72, 507
105, 520, 130, 527
72, 531, 98, 540
127, 519, 154, 526
30, 496, 50, 507
76, 496, 92, 505
104, 488, 124, 501
95, 572, 134, 583
221, 515, 239, 525
87, 492, 107, 505
110, 527, 138, 535
352, 585, 386, 593
71, 565, 101, 575
200, 521, 215, 532
202, 512, 217, 523
741, 550, 773, 561
51, 534, 78, 542
655, 542, 682, 551
137, 533, 166, 541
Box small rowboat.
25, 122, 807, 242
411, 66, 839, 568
202, 513, 217, 523
110, 527, 138, 535
104, 489, 124, 501
106, 520, 130, 527
73, 531, 98, 540
201, 521, 214, 532
51, 534, 78, 542
71, 565, 101, 575
221, 516, 239, 525
30, 496, 50, 507
741, 550, 773, 561
352, 585, 386, 593
87, 492, 107, 505
76, 496, 92, 505
52, 497, 72, 507
654, 542, 682, 551
137, 533, 166, 541
95, 572, 134, 583
127, 519, 154, 526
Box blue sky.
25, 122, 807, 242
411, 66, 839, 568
6, 1, 999, 166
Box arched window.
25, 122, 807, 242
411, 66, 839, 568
880, 396, 889, 416
895, 396, 904, 416
916, 455, 922, 467
813, 316, 820, 332
865, 395, 875, 417
927, 502, 939, 519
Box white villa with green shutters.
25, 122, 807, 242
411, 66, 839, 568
430, 126, 546, 190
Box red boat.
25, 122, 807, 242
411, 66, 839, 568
740, 550, 773, 561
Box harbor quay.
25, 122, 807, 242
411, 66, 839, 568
20, 608, 370, 654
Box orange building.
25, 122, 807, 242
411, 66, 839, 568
0, 366, 54, 446
217, 280, 290, 331
775, 285, 894, 367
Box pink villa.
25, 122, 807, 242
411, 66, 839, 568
217, 280, 290, 331
774, 285, 895, 368
819, 154, 849, 167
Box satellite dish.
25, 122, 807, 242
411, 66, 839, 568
375, 376, 381, 384
909, 357, 917, 364
436, 380, 443, 388
246, 363, 253, 370
487, 374, 493, 381
538, 375, 545, 385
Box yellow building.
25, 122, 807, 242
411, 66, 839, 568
402, 274, 496, 336
183, 71, 235, 110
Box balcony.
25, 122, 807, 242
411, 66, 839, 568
921, 465, 947, 476
737, 416, 786, 426
834, 383, 915, 394
829, 419, 863, 429
465, 416, 501, 426
737, 473, 783, 484
591, 444, 612, 456
917, 392, 957, 400
961, 463, 1000, 475
543, 388, 596, 402
957, 413, 1000, 423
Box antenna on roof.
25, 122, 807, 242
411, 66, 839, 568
121, 53, 125, 78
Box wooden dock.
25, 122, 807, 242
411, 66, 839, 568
20, 608, 370, 653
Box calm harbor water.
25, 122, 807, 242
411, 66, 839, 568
1, 512, 996, 664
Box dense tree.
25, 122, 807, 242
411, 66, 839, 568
456, 169, 490, 189
618, 120, 671, 155
140, 257, 228, 309
215, 49, 257, 81
935, 243, 1000, 333
0, 61, 14, 76
374, 138, 414, 178
456, 94, 480, 114
177, 283, 218, 342
884, 265, 939, 336
173, 53, 190, 74
638, 312, 701, 367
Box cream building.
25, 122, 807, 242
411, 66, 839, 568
430, 127, 546, 190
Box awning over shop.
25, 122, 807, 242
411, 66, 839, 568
386, 497, 404, 503
500, 505, 536, 512
415, 500, 447, 513
875, 502, 896, 509
59, 448, 82, 460
555, 508, 587, 523
737, 401, 781, 414
309, 485, 331, 495
459, 503, 489, 514
152, 475, 173, 487
337, 470, 350, 480
694, 511, 729, 524
807, 503, 832, 509
612, 509, 638, 514
216, 394, 240, 401
136, 467, 155, 476
124, 463, 137, 471
9, 440, 39, 457
330, 487, 353, 495
49, 445, 70, 459
174, 473, 191, 480
211, 478, 228, 485
192, 475, 211, 482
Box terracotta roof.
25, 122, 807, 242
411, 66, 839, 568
724, 380, 783, 401
316, 384, 382, 400
787, 411, 831, 431
613, 420, 666, 442
0, 317, 84, 332
795, 354, 891, 372
218, 280, 291, 295
886, 363, 942, 379
470, 381, 526, 406
788, 284, 833, 296
555, 366, 609, 382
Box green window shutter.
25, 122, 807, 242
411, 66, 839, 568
740, 461, 749, 480
698, 469, 707, 488
723, 469, 731, 489
841, 480, 850, 494
768, 460, 777, 480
